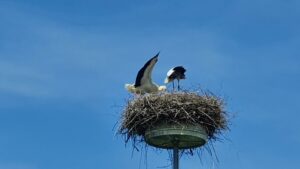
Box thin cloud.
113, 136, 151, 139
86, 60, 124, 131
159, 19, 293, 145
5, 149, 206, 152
0, 163, 37, 169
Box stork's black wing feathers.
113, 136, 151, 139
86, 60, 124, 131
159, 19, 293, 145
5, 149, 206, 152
173, 66, 186, 73
168, 66, 186, 79
134, 52, 159, 87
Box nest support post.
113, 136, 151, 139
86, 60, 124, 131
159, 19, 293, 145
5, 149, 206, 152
173, 147, 179, 169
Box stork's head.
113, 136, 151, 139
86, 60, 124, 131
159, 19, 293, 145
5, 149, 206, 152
164, 77, 171, 84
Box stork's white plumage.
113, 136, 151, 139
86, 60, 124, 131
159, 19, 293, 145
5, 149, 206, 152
125, 52, 166, 94
164, 66, 186, 90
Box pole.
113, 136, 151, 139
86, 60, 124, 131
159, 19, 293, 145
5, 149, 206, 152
173, 147, 179, 169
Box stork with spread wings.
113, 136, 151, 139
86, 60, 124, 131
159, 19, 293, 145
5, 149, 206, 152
125, 52, 166, 94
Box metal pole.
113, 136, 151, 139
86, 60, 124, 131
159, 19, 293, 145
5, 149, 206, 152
173, 147, 179, 169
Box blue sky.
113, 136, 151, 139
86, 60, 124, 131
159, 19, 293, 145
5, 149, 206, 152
0, 0, 299, 169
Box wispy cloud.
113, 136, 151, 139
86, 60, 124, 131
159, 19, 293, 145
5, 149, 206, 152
1, 0, 298, 101
0, 2, 114, 98
0, 163, 37, 169
0, 1, 230, 99
0, 61, 53, 97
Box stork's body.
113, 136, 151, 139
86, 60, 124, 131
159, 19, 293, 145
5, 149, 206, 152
164, 66, 186, 90
125, 53, 166, 94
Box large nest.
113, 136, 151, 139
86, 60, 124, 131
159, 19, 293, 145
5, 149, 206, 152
118, 90, 229, 149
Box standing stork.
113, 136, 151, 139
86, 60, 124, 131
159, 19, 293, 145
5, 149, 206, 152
164, 66, 186, 91
125, 52, 166, 94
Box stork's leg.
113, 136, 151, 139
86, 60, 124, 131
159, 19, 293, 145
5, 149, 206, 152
177, 79, 180, 91
172, 81, 175, 91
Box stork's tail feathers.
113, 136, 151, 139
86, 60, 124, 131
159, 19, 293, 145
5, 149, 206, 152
125, 84, 136, 93
158, 85, 167, 91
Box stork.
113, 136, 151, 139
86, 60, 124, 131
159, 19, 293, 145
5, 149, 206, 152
125, 52, 166, 94
164, 66, 186, 91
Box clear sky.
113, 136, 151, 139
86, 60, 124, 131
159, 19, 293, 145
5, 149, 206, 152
0, 0, 299, 169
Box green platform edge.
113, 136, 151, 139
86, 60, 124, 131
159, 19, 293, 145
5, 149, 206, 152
145, 124, 208, 149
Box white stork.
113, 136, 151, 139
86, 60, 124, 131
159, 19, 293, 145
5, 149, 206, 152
125, 52, 166, 94
164, 66, 186, 90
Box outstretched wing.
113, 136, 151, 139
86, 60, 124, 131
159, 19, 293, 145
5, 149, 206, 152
134, 52, 159, 87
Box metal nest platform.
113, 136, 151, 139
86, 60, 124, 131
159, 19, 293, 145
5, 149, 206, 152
145, 124, 208, 149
